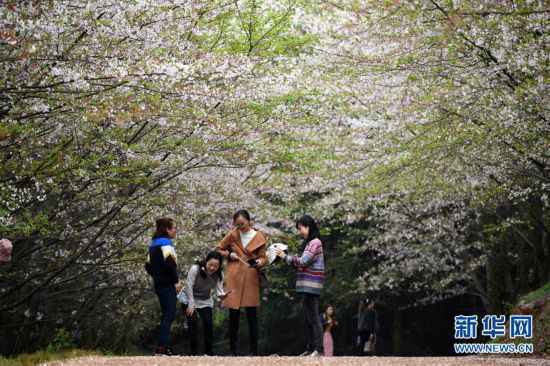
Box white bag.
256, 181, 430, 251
177, 288, 188, 304
266, 243, 288, 265
364, 336, 376, 353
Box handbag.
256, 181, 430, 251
364, 335, 376, 353
177, 287, 188, 304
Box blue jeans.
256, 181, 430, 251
155, 285, 176, 347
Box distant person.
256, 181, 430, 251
145, 217, 182, 356
216, 209, 268, 356
321, 305, 338, 356
178, 251, 230, 355
0, 238, 12, 263
276, 215, 325, 357
357, 299, 379, 356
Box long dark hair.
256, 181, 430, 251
296, 214, 320, 244
196, 251, 224, 280
324, 304, 335, 320
153, 217, 175, 239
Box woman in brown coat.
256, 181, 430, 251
216, 209, 267, 356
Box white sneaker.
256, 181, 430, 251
309, 350, 322, 357
299, 350, 311, 356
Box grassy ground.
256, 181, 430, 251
519, 281, 550, 305
487, 281, 550, 356
518, 281, 550, 356
0, 349, 99, 366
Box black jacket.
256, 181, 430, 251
358, 308, 379, 334
145, 237, 178, 288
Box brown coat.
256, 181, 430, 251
216, 228, 268, 309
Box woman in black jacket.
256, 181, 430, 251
145, 217, 182, 355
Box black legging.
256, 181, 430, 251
182, 304, 214, 355
229, 307, 258, 356
302, 293, 323, 353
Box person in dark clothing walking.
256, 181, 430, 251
357, 299, 379, 356
145, 217, 182, 356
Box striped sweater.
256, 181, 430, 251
286, 238, 325, 295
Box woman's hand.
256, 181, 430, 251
274, 248, 286, 259
248, 259, 261, 268
186, 305, 195, 317
229, 252, 239, 261
175, 282, 183, 293
219, 290, 232, 300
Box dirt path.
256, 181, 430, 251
43, 356, 550, 366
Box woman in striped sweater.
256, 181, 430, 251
276, 215, 325, 357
